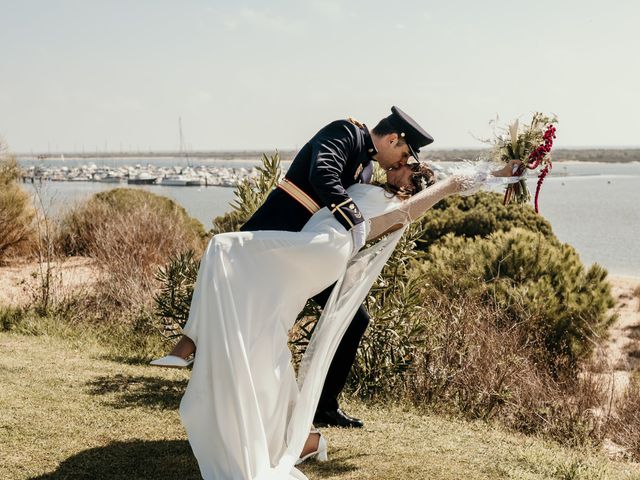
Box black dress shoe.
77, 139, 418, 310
314, 408, 364, 428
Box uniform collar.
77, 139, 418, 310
362, 124, 377, 159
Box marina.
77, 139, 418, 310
20, 162, 257, 187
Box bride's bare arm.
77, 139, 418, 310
367, 176, 462, 241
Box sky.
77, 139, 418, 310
1, 0, 639, 153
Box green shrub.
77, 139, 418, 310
211, 152, 281, 234
154, 250, 199, 338
417, 191, 554, 246
0, 305, 26, 331
0, 142, 35, 262
348, 223, 429, 397
417, 228, 615, 367
401, 290, 607, 446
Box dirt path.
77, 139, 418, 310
0, 256, 100, 306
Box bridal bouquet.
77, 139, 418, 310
488, 112, 557, 213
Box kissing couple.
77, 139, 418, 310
151, 106, 522, 480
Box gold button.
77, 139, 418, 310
349, 204, 355, 209
368, 148, 374, 153
331, 204, 336, 208
400, 132, 405, 137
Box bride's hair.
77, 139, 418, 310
377, 161, 436, 199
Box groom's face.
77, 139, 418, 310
375, 133, 412, 171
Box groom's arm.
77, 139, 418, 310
308, 120, 364, 231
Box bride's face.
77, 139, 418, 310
385, 164, 413, 190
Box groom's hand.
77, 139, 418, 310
350, 222, 368, 257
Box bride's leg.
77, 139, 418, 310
168, 335, 196, 359
150, 335, 196, 367
299, 432, 321, 458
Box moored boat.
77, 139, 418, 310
96, 173, 124, 183
127, 172, 158, 184
160, 174, 202, 186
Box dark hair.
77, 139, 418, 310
371, 117, 398, 136
380, 161, 437, 199
371, 118, 406, 146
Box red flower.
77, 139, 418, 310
534, 165, 550, 213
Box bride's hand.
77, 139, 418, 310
492, 159, 524, 177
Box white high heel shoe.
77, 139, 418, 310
149, 355, 194, 368
295, 430, 328, 465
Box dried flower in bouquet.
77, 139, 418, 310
488, 113, 557, 213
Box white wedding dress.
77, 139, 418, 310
179, 170, 520, 480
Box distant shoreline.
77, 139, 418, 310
14, 148, 640, 164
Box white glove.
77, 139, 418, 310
350, 221, 368, 257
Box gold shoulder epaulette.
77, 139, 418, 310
347, 116, 364, 128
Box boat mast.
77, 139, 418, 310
178, 116, 191, 168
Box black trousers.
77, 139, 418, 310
312, 285, 370, 412
240, 189, 369, 412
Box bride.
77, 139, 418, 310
153, 159, 522, 480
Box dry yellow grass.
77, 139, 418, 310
2, 331, 640, 480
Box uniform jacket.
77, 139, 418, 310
241, 119, 376, 233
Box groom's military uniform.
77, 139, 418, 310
242, 118, 375, 233
241, 107, 432, 427
241, 118, 375, 424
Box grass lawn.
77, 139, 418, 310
2, 331, 640, 480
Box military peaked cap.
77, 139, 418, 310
385, 106, 434, 160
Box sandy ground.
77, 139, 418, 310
0, 256, 100, 307
588, 275, 640, 459
596, 275, 640, 395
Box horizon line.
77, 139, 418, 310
12, 145, 640, 156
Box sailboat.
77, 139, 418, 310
161, 117, 203, 186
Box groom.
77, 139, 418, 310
240, 106, 434, 427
